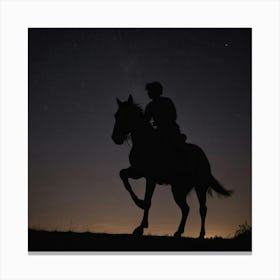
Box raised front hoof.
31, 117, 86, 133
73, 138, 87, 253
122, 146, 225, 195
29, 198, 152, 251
133, 227, 144, 236
135, 199, 145, 210
173, 231, 182, 238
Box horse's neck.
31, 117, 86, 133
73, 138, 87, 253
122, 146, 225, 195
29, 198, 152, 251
131, 119, 151, 146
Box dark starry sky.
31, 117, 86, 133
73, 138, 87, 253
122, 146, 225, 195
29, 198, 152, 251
28, 28, 251, 237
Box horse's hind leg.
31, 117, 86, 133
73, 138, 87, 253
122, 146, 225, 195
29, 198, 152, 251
133, 179, 156, 236
195, 186, 207, 239
172, 185, 189, 237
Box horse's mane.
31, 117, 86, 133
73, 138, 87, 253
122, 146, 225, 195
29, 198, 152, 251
131, 102, 144, 117
123, 102, 148, 145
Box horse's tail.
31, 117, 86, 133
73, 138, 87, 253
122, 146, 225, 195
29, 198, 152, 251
209, 175, 233, 197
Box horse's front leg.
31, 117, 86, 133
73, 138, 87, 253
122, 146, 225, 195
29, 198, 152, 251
133, 179, 156, 236
119, 167, 145, 209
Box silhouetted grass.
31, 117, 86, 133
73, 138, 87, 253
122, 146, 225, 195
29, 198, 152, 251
28, 228, 251, 252
233, 221, 252, 240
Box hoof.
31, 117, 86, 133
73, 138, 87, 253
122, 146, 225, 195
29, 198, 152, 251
173, 231, 182, 238
198, 230, 205, 239
133, 227, 144, 236
135, 199, 145, 210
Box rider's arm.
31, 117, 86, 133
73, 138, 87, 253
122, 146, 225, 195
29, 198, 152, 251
145, 103, 157, 128
144, 103, 152, 122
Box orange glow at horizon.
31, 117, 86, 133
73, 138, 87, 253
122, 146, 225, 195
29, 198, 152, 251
29, 177, 251, 239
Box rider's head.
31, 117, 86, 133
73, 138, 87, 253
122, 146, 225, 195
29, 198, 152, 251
145, 81, 163, 100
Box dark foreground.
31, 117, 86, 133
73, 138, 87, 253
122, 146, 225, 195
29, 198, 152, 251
29, 229, 251, 252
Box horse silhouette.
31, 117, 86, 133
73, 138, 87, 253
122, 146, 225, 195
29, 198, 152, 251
112, 95, 232, 238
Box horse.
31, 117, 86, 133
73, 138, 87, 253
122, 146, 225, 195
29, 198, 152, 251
112, 95, 232, 238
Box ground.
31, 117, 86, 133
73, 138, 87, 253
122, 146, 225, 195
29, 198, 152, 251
28, 229, 251, 252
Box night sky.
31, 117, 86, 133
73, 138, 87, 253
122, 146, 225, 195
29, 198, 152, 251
28, 28, 251, 238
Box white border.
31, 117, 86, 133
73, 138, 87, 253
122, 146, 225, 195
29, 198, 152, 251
1, 0, 279, 279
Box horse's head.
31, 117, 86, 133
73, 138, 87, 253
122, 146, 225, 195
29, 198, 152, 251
112, 95, 143, 145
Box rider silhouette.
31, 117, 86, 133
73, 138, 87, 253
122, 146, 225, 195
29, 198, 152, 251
144, 81, 186, 148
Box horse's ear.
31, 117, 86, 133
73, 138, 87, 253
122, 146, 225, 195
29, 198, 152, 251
128, 94, 133, 104
116, 98, 122, 107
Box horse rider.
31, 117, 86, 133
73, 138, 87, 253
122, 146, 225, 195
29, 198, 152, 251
144, 81, 186, 150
